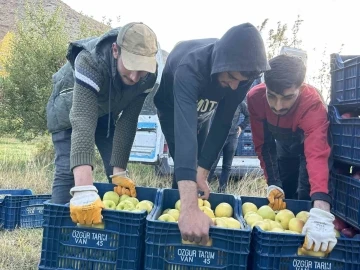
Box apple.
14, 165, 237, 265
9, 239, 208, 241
252, 220, 271, 230
141, 200, 154, 208
334, 229, 340, 238
270, 228, 284, 233
214, 217, 228, 228
296, 211, 310, 223
341, 113, 353, 119
119, 194, 130, 202
244, 211, 257, 219
341, 227, 357, 238
269, 220, 283, 230
103, 191, 120, 205
136, 200, 153, 213
298, 247, 326, 258
257, 205, 275, 220
352, 172, 360, 179
275, 209, 295, 230
92, 222, 105, 229
198, 198, 204, 207
103, 200, 116, 210
242, 202, 258, 216
288, 218, 305, 233
182, 238, 212, 246
215, 203, 233, 218
162, 208, 171, 214
116, 200, 135, 211
158, 213, 176, 222
245, 214, 263, 227
333, 217, 348, 231
167, 209, 180, 221
175, 199, 181, 211
124, 197, 139, 207
200, 206, 215, 218
224, 217, 242, 229
203, 200, 211, 209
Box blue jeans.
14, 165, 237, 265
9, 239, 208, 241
208, 133, 239, 193
51, 114, 115, 204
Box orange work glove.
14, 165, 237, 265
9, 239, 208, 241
110, 171, 136, 197
69, 185, 104, 225
266, 185, 286, 211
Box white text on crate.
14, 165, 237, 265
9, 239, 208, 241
292, 259, 332, 270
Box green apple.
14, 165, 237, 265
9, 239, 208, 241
215, 203, 233, 218
203, 200, 211, 209
252, 220, 271, 230
242, 202, 258, 216
167, 209, 180, 221
257, 205, 276, 220
124, 197, 139, 207
162, 208, 171, 214
175, 199, 181, 211
116, 200, 135, 211
103, 191, 120, 205
92, 222, 105, 229
275, 210, 295, 230
158, 214, 176, 222
288, 218, 305, 233
200, 206, 215, 218
136, 200, 153, 213
245, 213, 263, 227
296, 211, 310, 223
103, 200, 116, 210
141, 200, 154, 208
224, 217, 241, 229
214, 217, 228, 228
119, 194, 130, 202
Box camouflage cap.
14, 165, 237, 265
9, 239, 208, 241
116, 22, 158, 73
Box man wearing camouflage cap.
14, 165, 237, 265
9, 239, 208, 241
46, 22, 158, 225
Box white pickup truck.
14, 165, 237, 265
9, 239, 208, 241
127, 43, 263, 178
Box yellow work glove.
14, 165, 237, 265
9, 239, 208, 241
266, 185, 286, 211
69, 185, 104, 225
110, 171, 137, 197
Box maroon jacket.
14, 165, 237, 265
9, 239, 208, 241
247, 83, 331, 202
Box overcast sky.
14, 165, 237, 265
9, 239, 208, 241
62, 0, 358, 89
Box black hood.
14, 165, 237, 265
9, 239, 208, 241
211, 23, 270, 75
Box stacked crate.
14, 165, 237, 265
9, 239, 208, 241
328, 53, 360, 234
236, 114, 256, 156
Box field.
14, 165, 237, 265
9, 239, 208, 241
0, 136, 266, 270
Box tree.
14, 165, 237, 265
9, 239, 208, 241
0, 32, 15, 78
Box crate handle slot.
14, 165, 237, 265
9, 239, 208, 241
181, 238, 213, 247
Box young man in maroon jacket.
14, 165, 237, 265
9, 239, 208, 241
247, 54, 337, 254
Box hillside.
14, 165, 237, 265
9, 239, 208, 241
0, 0, 110, 41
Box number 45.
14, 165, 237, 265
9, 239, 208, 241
203, 259, 210, 264
96, 241, 103, 247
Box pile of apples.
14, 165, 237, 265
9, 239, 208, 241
102, 191, 154, 213
334, 216, 360, 239
242, 202, 309, 234
157, 198, 242, 229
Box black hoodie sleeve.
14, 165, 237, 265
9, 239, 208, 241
173, 65, 202, 182
198, 89, 243, 171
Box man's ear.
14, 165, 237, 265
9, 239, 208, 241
112, 43, 119, 59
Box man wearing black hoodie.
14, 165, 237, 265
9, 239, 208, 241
154, 23, 269, 245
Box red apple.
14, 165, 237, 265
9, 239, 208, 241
341, 227, 357, 238
333, 217, 348, 231
341, 113, 353, 119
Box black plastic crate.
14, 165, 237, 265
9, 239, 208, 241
330, 53, 360, 106
0, 189, 50, 230
38, 183, 160, 270
330, 171, 360, 230
145, 188, 251, 270
241, 196, 360, 270
329, 105, 360, 166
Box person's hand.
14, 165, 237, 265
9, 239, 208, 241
69, 185, 104, 225
237, 126, 242, 137
302, 207, 337, 253
110, 170, 137, 197
197, 167, 210, 199
178, 206, 213, 245
267, 185, 286, 211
